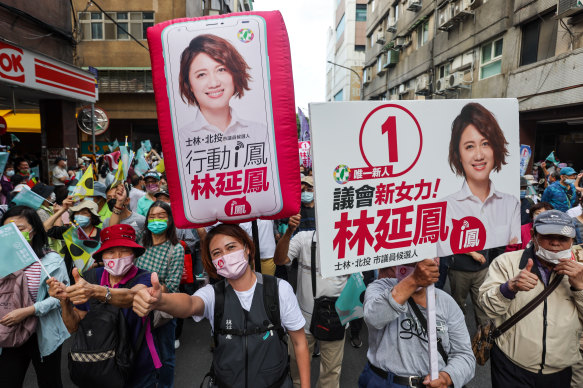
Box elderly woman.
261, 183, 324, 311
133, 223, 310, 387
359, 259, 475, 388
47, 224, 160, 388
0, 206, 70, 388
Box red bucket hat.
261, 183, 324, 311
93, 224, 145, 261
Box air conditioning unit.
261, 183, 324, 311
384, 50, 400, 67
451, 0, 473, 20
447, 72, 465, 89
393, 36, 406, 48
398, 83, 409, 95
377, 55, 387, 75
438, 3, 455, 30
387, 18, 397, 33
467, 0, 481, 10
415, 74, 430, 95
435, 77, 447, 93
557, 0, 583, 18
376, 31, 386, 44
406, 0, 422, 12
403, 35, 412, 47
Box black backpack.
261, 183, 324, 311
212, 273, 284, 345
68, 269, 147, 388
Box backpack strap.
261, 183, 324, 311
262, 274, 284, 341
212, 279, 227, 347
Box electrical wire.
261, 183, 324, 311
88, 0, 149, 51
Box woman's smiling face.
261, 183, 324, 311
189, 53, 235, 111
459, 124, 494, 183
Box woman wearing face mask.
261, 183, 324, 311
45, 199, 102, 283
0, 206, 70, 388
359, 259, 475, 388
136, 171, 161, 217
47, 224, 162, 388
0, 161, 15, 205
133, 223, 310, 387
135, 201, 183, 388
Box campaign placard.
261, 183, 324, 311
310, 99, 520, 277
148, 11, 300, 227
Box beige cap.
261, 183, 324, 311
301, 176, 314, 187
70, 199, 100, 217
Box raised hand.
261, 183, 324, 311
47, 277, 68, 301
66, 268, 96, 305
508, 258, 539, 292
287, 214, 301, 233
411, 259, 440, 288
133, 272, 162, 317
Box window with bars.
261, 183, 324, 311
79, 11, 154, 41
97, 69, 153, 93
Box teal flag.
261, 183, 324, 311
335, 273, 367, 325
0, 223, 38, 277
0, 152, 8, 175
110, 139, 120, 152
10, 134, 20, 143
134, 155, 150, 176
12, 188, 45, 209
141, 140, 152, 152
546, 151, 558, 164
30, 166, 40, 179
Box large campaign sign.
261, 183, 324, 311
310, 99, 520, 277
148, 12, 300, 227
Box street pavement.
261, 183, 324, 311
25, 286, 491, 387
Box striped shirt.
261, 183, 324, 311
24, 261, 42, 302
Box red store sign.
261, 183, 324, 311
0, 40, 97, 102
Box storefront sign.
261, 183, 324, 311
0, 40, 97, 102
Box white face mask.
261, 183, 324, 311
535, 238, 572, 265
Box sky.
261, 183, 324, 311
251, 0, 334, 116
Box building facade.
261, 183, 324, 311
326, 0, 368, 101
362, 0, 583, 167
72, 0, 253, 156
0, 1, 97, 179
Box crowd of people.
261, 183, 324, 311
1, 147, 583, 388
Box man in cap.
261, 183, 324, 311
479, 210, 583, 387
136, 171, 160, 217
542, 167, 578, 212
298, 176, 316, 233
91, 181, 111, 228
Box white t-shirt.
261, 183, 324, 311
437, 180, 521, 256
51, 166, 68, 186
239, 220, 276, 259
287, 231, 348, 332
192, 277, 305, 333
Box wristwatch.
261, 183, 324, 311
104, 286, 112, 303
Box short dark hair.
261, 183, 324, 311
202, 223, 255, 279
1, 206, 48, 258
141, 201, 179, 248
448, 103, 509, 177
529, 202, 553, 221
179, 34, 251, 107
131, 174, 141, 186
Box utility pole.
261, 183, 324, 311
327, 60, 363, 100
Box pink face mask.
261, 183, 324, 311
103, 254, 135, 277
395, 265, 415, 282
212, 249, 249, 279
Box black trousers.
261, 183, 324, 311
491, 344, 572, 388
0, 333, 63, 388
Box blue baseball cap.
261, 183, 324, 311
560, 167, 576, 176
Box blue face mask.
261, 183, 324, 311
301, 192, 314, 204
74, 214, 91, 227
148, 219, 168, 234
565, 178, 575, 185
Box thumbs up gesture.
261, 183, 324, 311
65, 267, 96, 305
133, 272, 163, 317
508, 258, 540, 292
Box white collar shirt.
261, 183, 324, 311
437, 180, 520, 256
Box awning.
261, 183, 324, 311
0, 110, 41, 133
